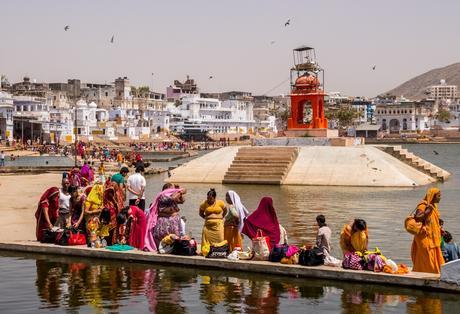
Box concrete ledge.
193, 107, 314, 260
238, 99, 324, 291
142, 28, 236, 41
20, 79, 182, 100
0, 241, 458, 293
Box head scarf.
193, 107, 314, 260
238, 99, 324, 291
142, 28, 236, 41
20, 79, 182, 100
241, 196, 280, 248
421, 187, 441, 207
35, 187, 60, 220
143, 188, 183, 252
227, 190, 249, 233
85, 183, 104, 210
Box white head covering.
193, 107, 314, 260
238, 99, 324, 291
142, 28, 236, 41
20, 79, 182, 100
228, 190, 249, 232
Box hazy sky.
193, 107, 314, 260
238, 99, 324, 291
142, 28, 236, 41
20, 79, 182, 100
1, 0, 460, 97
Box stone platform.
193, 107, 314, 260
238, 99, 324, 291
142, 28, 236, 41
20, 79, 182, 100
167, 145, 439, 186
0, 241, 458, 293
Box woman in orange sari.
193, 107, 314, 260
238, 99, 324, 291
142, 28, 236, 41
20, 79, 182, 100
411, 187, 444, 274
340, 219, 368, 255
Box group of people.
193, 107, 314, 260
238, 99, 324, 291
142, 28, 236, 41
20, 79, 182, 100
35, 167, 456, 275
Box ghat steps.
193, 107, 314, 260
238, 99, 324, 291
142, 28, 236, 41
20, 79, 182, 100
223, 146, 299, 184
379, 146, 450, 182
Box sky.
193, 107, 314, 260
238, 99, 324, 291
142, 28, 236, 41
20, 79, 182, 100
1, 0, 460, 97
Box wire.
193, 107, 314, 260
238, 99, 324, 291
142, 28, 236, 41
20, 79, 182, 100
261, 77, 290, 96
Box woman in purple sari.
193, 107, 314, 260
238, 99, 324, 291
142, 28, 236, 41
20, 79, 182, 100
144, 185, 186, 252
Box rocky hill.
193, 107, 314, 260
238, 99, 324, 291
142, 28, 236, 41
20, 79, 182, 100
383, 63, 460, 100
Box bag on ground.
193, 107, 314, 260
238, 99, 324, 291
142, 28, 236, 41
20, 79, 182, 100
173, 238, 197, 256
252, 229, 271, 261
342, 252, 364, 270
269, 244, 289, 263
68, 229, 86, 246
41, 229, 57, 244
206, 240, 229, 258
299, 247, 325, 266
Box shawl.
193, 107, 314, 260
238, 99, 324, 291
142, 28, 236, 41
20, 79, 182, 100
143, 188, 182, 252
227, 190, 249, 232
241, 196, 280, 248
35, 187, 60, 221
85, 183, 104, 211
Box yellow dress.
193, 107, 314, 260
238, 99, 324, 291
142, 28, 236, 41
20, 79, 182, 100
224, 205, 242, 251
200, 200, 225, 250
411, 188, 444, 274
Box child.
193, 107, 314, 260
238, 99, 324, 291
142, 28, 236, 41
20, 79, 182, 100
442, 231, 460, 263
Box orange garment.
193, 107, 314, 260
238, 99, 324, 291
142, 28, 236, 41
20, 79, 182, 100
411, 188, 444, 274
224, 225, 242, 251
340, 224, 368, 255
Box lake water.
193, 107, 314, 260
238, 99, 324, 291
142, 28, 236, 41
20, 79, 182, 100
0, 144, 459, 313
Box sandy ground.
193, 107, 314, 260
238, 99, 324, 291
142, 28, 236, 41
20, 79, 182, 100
0, 173, 61, 241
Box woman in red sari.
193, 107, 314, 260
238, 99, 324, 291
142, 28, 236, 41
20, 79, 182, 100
117, 206, 147, 249
35, 187, 60, 241
241, 196, 281, 248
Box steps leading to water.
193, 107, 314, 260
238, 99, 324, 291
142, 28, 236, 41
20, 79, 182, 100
223, 146, 299, 185
379, 145, 451, 182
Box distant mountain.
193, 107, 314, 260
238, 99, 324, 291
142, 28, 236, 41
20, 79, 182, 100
383, 63, 460, 100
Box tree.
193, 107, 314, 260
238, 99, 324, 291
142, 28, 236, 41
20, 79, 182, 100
326, 107, 357, 128
436, 109, 451, 123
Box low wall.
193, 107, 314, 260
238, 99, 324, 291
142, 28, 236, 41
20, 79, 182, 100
253, 137, 364, 147
0, 241, 458, 293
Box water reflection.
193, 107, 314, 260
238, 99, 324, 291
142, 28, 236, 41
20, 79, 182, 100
27, 254, 454, 313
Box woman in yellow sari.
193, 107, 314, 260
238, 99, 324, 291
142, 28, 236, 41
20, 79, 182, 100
84, 183, 104, 244
340, 218, 368, 255
411, 187, 444, 274
199, 189, 227, 251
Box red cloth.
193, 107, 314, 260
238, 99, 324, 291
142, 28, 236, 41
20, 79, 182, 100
241, 197, 280, 248
136, 153, 142, 161
35, 187, 60, 241
129, 206, 147, 249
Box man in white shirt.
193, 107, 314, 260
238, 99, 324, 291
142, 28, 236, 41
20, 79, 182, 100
0, 151, 5, 167
127, 165, 146, 211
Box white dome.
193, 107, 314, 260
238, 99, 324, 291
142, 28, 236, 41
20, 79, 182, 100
76, 100, 87, 107
88, 102, 97, 108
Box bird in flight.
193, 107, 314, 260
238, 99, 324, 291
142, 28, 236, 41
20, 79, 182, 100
372, 65, 376, 70
64, 25, 70, 31
110, 35, 114, 43
209, 76, 213, 79
284, 19, 290, 27
270, 40, 276, 45
433, 150, 439, 155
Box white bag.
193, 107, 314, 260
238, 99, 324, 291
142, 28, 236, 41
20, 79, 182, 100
252, 230, 271, 261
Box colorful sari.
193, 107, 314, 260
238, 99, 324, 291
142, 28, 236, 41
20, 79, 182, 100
241, 197, 280, 248
128, 206, 147, 249
200, 199, 226, 248
224, 191, 249, 251
35, 187, 59, 241
70, 193, 86, 230
340, 224, 368, 255
81, 164, 90, 187
411, 187, 444, 274
144, 188, 183, 252
84, 183, 104, 237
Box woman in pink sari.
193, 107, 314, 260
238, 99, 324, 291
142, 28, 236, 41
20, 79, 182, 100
117, 206, 147, 249
143, 186, 186, 252
241, 196, 281, 248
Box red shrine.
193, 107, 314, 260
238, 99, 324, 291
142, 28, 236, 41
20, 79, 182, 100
287, 46, 328, 130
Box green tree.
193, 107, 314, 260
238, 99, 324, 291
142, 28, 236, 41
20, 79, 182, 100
436, 109, 451, 123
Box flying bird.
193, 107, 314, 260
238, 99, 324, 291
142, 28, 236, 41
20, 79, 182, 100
270, 40, 276, 45
433, 150, 439, 155
284, 19, 290, 27
64, 25, 70, 31
209, 76, 213, 79
110, 35, 114, 43
372, 65, 376, 70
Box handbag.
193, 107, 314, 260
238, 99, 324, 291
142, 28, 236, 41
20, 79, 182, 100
206, 240, 229, 259
404, 208, 422, 235
68, 229, 86, 246
41, 229, 57, 244
269, 244, 289, 263
299, 247, 325, 266
252, 229, 271, 261
55, 229, 70, 246
342, 252, 364, 270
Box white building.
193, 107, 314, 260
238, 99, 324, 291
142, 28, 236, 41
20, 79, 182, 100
374, 100, 435, 133
0, 91, 14, 141
427, 80, 458, 101
73, 100, 108, 137
169, 95, 255, 134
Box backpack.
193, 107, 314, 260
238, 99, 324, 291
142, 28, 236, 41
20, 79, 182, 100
299, 247, 325, 266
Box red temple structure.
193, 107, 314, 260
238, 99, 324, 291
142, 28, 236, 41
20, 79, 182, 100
287, 46, 328, 131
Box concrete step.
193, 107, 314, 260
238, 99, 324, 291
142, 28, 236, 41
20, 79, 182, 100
226, 171, 287, 176
228, 165, 287, 171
